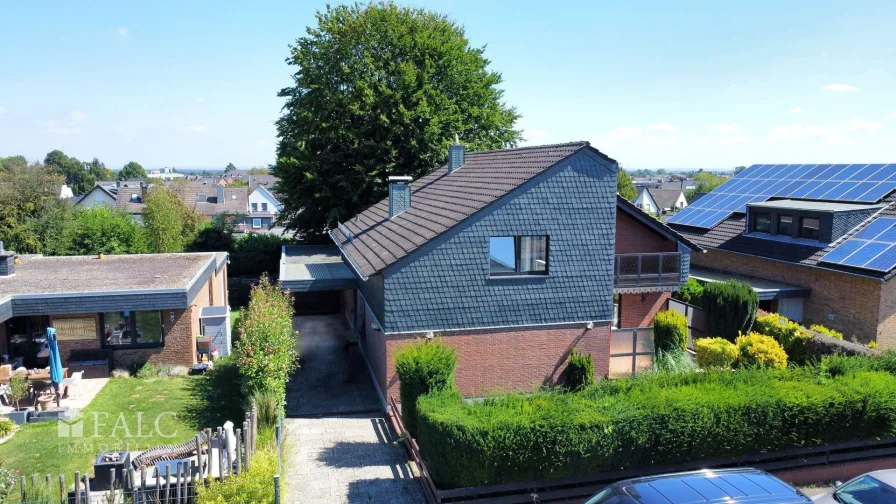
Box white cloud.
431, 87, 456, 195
196, 96, 205, 104
647, 123, 679, 133
822, 83, 858, 92
848, 117, 884, 132
71, 110, 88, 122
790, 107, 806, 114
889, 112, 896, 120
605, 126, 643, 140
717, 135, 752, 144
118, 27, 128, 37
42, 120, 81, 136
0, 105, 5, 115
181, 124, 208, 133
526, 128, 548, 139
706, 123, 743, 133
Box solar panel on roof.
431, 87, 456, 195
668, 163, 896, 229
821, 217, 896, 273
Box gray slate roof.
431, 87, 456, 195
647, 188, 685, 210
331, 142, 610, 278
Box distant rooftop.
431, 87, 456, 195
748, 199, 884, 212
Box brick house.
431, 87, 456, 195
312, 141, 700, 400
0, 251, 230, 371
668, 163, 896, 346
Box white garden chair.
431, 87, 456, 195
61, 371, 84, 398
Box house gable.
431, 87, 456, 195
249, 186, 282, 214
380, 148, 617, 333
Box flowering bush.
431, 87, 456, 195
810, 324, 844, 340
736, 332, 788, 369
0, 466, 16, 503
694, 337, 738, 368
235, 275, 299, 406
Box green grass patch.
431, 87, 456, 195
0, 376, 222, 479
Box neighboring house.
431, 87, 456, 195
668, 163, 896, 346
281, 141, 700, 401
661, 180, 697, 192
76, 184, 118, 208
0, 250, 230, 370
246, 185, 282, 230
115, 186, 147, 219
633, 187, 688, 214
114, 184, 249, 221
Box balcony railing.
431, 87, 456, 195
614, 252, 682, 288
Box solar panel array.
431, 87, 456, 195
668, 163, 896, 229
820, 218, 896, 272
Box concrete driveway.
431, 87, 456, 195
286, 315, 382, 417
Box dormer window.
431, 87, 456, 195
753, 212, 771, 233
800, 217, 820, 240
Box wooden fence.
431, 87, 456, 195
387, 395, 439, 504
13, 405, 260, 503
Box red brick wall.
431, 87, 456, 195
877, 278, 896, 348
615, 208, 677, 254
50, 313, 103, 366
113, 307, 196, 369
692, 249, 881, 344
381, 323, 612, 398
619, 292, 670, 328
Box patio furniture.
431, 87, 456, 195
61, 371, 84, 398
68, 349, 112, 379
197, 337, 212, 362
0, 383, 8, 405
131, 430, 210, 470
27, 367, 67, 382
0, 364, 11, 385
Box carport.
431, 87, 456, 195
690, 267, 811, 322
279, 245, 358, 316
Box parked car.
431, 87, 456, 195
584, 468, 811, 503
811, 469, 896, 503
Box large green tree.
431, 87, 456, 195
86, 157, 114, 181
44, 150, 94, 194
617, 168, 638, 201
0, 161, 69, 253
55, 206, 147, 255
143, 185, 203, 252
118, 161, 146, 180
273, 2, 522, 237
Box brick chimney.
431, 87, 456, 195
0, 241, 15, 277
388, 176, 412, 219
448, 137, 465, 174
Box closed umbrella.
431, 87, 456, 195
47, 328, 64, 407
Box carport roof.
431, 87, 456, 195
279, 245, 357, 292
689, 267, 811, 300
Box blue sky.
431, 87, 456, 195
1, 1, 894, 170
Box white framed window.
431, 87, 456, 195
252, 218, 262, 229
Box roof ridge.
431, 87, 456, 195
467, 141, 589, 156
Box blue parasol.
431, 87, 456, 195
47, 327, 63, 385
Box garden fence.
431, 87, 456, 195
668, 298, 707, 345
10, 403, 285, 504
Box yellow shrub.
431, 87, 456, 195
694, 337, 738, 368
810, 324, 844, 340
736, 332, 788, 369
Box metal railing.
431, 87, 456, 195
614, 252, 682, 288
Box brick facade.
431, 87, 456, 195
692, 249, 882, 344
619, 292, 670, 328
615, 209, 677, 254
375, 322, 611, 398
113, 307, 195, 368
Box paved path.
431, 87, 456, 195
286, 315, 381, 417
284, 415, 424, 503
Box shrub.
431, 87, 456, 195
235, 275, 299, 404
252, 388, 281, 428
416, 365, 896, 489
653, 310, 688, 354
111, 368, 131, 379
229, 234, 291, 277
562, 350, 594, 391
736, 332, 788, 369
702, 280, 758, 341
0, 419, 14, 438
694, 337, 738, 368
810, 324, 844, 340
135, 362, 159, 379
7, 375, 28, 411
653, 348, 697, 374
0, 466, 16, 503
754, 313, 812, 362
870, 341, 879, 349
195, 445, 279, 504
394, 338, 457, 437
675, 278, 704, 305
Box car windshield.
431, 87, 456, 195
835, 476, 896, 504
584, 486, 623, 504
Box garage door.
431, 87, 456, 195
292, 290, 341, 315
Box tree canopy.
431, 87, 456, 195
0, 161, 70, 253
143, 185, 203, 253
55, 206, 147, 255
44, 150, 95, 194
617, 169, 638, 201
118, 161, 146, 180
273, 1, 521, 237
224, 162, 236, 174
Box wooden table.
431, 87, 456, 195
27, 367, 68, 382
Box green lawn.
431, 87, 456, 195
0, 370, 244, 479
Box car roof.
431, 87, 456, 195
615, 469, 811, 503
862, 470, 896, 488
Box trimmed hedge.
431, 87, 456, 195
736, 333, 788, 369
694, 337, 738, 368
653, 310, 688, 354
754, 313, 812, 362
417, 363, 896, 489
394, 338, 457, 437
702, 280, 758, 341
562, 350, 594, 391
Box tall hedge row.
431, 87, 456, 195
702, 280, 759, 340
416, 364, 896, 489
394, 338, 457, 437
